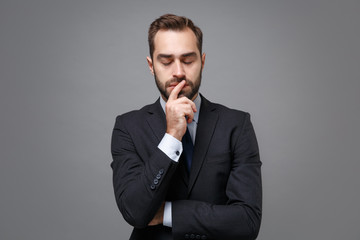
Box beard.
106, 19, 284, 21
154, 69, 202, 101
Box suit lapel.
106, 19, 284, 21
146, 98, 190, 187
188, 95, 218, 195
145, 96, 219, 194
146, 98, 166, 143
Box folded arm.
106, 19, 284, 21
111, 115, 178, 228
171, 113, 262, 240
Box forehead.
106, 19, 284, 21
153, 28, 199, 56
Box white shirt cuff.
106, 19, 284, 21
158, 133, 182, 162
163, 201, 172, 227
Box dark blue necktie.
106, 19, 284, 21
181, 128, 193, 172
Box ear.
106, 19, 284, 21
201, 53, 206, 70
146, 56, 154, 75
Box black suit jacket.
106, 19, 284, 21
111, 95, 262, 240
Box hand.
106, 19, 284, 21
165, 80, 197, 141
148, 202, 165, 226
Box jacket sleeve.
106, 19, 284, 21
172, 113, 262, 240
111, 115, 178, 228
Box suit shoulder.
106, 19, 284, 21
209, 100, 250, 120
205, 100, 256, 142
114, 102, 156, 126
116, 101, 156, 119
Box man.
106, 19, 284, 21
111, 14, 262, 240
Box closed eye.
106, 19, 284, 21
162, 61, 172, 66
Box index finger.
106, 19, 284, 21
168, 80, 186, 101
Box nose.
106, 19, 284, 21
172, 60, 185, 79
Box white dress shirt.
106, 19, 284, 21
157, 94, 201, 227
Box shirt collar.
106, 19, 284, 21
159, 94, 201, 124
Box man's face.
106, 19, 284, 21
147, 28, 206, 101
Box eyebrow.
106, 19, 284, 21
157, 54, 172, 59
181, 52, 197, 58
157, 52, 197, 60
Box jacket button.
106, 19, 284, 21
196, 235, 201, 239
201, 235, 207, 239
153, 179, 159, 185
190, 234, 195, 239
156, 174, 161, 179
150, 184, 156, 190
159, 169, 164, 175
185, 234, 189, 239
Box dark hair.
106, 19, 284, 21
148, 14, 203, 58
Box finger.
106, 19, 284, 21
183, 108, 195, 123
189, 99, 197, 112
176, 96, 197, 112
168, 80, 186, 101
187, 116, 193, 124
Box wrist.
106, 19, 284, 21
166, 129, 182, 141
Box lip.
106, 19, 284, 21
169, 82, 189, 87
169, 83, 179, 87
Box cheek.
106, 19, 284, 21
190, 62, 202, 71
188, 65, 202, 77
157, 72, 170, 82
154, 66, 169, 80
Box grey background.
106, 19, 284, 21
1, 0, 359, 239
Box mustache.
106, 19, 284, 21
165, 78, 194, 88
